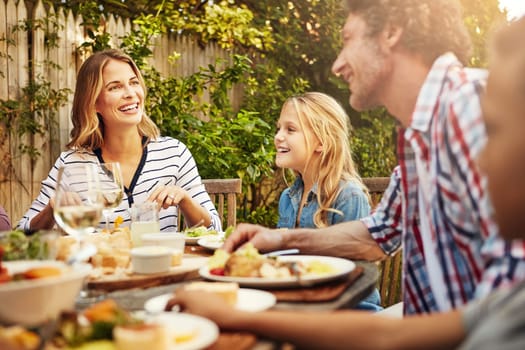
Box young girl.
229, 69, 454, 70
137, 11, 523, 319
275, 92, 370, 229
274, 92, 381, 310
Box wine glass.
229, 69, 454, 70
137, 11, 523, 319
53, 163, 104, 306
98, 162, 124, 231
53, 163, 103, 239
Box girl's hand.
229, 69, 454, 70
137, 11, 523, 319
165, 289, 236, 326
148, 185, 189, 209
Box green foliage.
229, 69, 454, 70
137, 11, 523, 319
160, 0, 274, 50
7, 0, 504, 227
460, 0, 507, 67
351, 111, 398, 178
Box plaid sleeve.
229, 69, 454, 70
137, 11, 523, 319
361, 166, 403, 255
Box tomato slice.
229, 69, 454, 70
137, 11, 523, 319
209, 267, 225, 276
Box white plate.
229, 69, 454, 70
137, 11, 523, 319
146, 313, 219, 350
199, 255, 355, 288
144, 288, 276, 313
183, 233, 219, 245
197, 236, 224, 251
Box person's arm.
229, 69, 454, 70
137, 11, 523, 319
0, 205, 12, 230
228, 309, 464, 350
27, 203, 55, 231
168, 290, 465, 350
223, 221, 386, 261
148, 137, 222, 231
18, 156, 66, 232
148, 185, 212, 228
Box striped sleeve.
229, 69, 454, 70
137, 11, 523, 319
173, 141, 222, 231
16, 150, 96, 232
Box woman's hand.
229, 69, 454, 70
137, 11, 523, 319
148, 185, 189, 210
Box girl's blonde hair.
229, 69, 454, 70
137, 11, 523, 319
67, 49, 159, 150
284, 92, 369, 227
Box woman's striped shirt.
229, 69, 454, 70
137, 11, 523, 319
18, 136, 221, 232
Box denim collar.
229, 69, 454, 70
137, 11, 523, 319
288, 177, 318, 201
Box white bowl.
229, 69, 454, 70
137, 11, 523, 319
141, 233, 185, 266
141, 232, 185, 252
0, 260, 91, 326
131, 246, 172, 274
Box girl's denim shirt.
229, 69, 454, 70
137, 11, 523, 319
277, 177, 371, 228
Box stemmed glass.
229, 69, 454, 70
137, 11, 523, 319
53, 163, 103, 240
53, 163, 104, 306
98, 162, 124, 231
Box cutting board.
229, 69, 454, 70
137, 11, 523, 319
269, 266, 364, 302
86, 255, 208, 292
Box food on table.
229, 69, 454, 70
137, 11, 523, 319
0, 247, 10, 283
113, 323, 167, 350
0, 248, 64, 284
0, 326, 39, 350
20, 266, 62, 279
182, 226, 219, 237
170, 250, 183, 266
57, 299, 140, 348
64, 340, 116, 350
0, 230, 56, 261
184, 281, 239, 306
208, 243, 337, 278
56, 228, 131, 275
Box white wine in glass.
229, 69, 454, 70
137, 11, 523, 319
98, 162, 124, 231
53, 163, 104, 307
53, 163, 103, 238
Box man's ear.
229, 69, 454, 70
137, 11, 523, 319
383, 23, 403, 49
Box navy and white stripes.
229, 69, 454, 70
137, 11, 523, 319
18, 136, 221, 232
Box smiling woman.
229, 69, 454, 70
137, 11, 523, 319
17, 49, 221, 235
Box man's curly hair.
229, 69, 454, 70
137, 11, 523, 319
344, 0, 471, 66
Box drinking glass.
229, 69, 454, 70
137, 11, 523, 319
53, 163, 104, 306
98, 162, 124, 231
53, 163, 103, 239
130, 202, 160, 247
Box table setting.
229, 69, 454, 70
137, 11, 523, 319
0, 164, 377, 350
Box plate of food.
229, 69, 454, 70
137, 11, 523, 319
199, 244, 355, 288
181, 227, 221, 245
144, 282, 276, 313
48, 299, 219, 350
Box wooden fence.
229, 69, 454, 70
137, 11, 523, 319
0, 0, 235, 227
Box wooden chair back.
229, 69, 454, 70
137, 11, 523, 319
363, 177, 403, 308
202, 178, 242, 229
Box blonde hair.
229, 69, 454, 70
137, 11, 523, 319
67, 49, 159, 149
284, 92, 370, 227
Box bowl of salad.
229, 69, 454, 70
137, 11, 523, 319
0, 229, 59, 261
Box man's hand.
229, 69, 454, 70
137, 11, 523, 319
222, 223, 285, 253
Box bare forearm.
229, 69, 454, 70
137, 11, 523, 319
281, 220, 386, 261
222, 309, 465, 350
28, 205, 56, 231
178, 199, 211, 228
